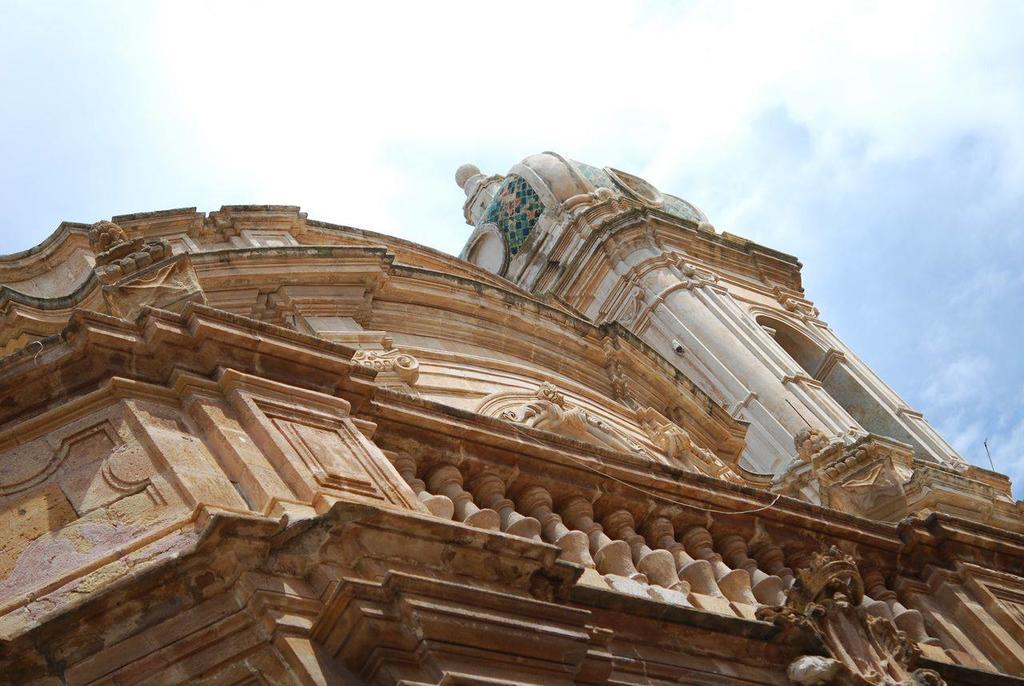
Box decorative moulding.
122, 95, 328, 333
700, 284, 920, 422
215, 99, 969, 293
494, 382, 648, 456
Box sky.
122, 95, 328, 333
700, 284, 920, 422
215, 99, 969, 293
1, 1, 1022, 492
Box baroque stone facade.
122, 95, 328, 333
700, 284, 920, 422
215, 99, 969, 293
0, 156, 1021, 685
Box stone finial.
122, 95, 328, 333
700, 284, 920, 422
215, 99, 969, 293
794, 428, 843, 464
88, 220, 130, 253
88, 220, 172, 285
455, 163, 482, 193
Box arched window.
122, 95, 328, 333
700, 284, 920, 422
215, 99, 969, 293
756, 315, 920, 449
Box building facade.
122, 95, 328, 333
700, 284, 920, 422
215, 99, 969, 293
0, 153, 1021, 684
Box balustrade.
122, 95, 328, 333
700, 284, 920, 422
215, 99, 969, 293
644, 516, 726, 600
561, 496, 651, 596
862, 570, 941, 646
681, 526, 759, 607
389, 452, 455, 519
748, 535, 795, 589
399, 455, 955, 641
515, 485, 598, 570
603, 510, 690, 605
718, 534, 786, 605
425, 463, 501, 530
469, 473, 542, 541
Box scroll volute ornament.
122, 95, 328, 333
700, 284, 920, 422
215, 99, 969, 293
757, 546, 944, 686
351, 337, 420, 386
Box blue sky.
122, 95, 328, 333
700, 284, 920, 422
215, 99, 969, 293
2, 2, 1022, 491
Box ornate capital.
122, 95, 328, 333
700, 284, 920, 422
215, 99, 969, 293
352, 341, 420, 385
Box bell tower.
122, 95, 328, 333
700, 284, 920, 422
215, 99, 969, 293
458, 152, 1014, 523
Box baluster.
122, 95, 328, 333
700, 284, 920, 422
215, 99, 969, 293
681, 526, 758, 607
604, 510, 690, 606
390, 453, 454, 519
645, 517, 726, 600
516, 486, 607, 589
562, 497, 649, 594
863, 570, 941, 646
469, 474, 541, 540
426, 464, 500, 530
748, 536, 795, 589
603, 511, 687, 591
718, 534, 786, 605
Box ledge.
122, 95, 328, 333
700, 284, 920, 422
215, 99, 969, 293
571, 582, 780, 640
921, 657, 1024, 685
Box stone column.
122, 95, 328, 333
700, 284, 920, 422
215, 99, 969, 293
624, 257, 833, 470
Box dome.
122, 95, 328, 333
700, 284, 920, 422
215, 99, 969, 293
512, 152, 708, 224
509, 152, 591, 207
458, 153, 710, 264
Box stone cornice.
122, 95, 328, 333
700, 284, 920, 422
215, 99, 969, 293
0, 222, 93, 282
542, 204, 804, 300
0, 302, 376, 431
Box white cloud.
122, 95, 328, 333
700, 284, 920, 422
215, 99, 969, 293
989, 416, 1024, 493
2, 0, 1023, 491
135, 1, 1024, 252
921, 354, 993, 408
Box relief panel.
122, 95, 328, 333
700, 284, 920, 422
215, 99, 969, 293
221, 373, 419, 511
270, 411, 382, 500
0, 400, 184, 612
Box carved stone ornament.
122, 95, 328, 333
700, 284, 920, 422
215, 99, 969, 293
618, 288, 646, 326
89, 221, 204, 319
818, 440, 913, 518
90, 220, 173, 285
673, 258, 719, 290
638, 407, 737, 480
774, 428, 844, 502
780, 430, 914, 519
601, 339, 630, 401
679, 260, 718, 283
795, 428, 845, 465
756, 547, 945, 686
499, 382, 646, 455
351, 338, 420, 385
781, 295, 821, 319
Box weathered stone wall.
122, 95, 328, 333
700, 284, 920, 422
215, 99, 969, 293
0, 199, 1020, 684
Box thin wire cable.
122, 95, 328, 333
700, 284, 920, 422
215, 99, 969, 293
507, 422, 783, 516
